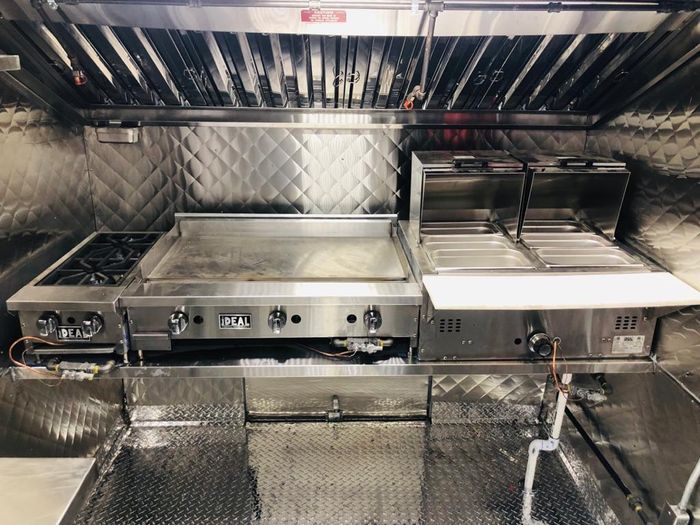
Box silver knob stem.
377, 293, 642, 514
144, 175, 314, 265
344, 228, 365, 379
82, 314, 104, 337
168, 312, 189, 335
37, 313, 58, 337
268, 310, 287, 335
364, 309, 382, 335
528, 332, 553, 358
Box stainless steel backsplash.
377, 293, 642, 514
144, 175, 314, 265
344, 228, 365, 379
83, 126, 585, 230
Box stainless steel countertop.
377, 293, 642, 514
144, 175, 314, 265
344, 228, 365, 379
0, 457, 95, 525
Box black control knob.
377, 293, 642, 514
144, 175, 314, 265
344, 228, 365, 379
36, 312, 59, 337
528, 332, 553, 358
364, 309, 382, 335
82, 314, 104, 337
168, 311, 189, 335
268, 310, 287, 334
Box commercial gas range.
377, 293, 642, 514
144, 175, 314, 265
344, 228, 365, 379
121, 214, 421, 353
398, 151, 700, 361
7, 233, 161, 356
7, 152, 700, 365
8, 215, 421, 358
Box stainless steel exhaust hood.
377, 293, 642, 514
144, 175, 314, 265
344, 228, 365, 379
0, 0, 697, 126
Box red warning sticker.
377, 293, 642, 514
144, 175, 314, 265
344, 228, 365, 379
300, 9, 347, 23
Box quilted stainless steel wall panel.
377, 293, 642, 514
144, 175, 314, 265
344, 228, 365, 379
585, 55, 700, 392
84, 126, 585, 230
0, 378, 122, 458
583, 52, 700, 520
0, 86, 93, 238
0, 83, 93, 349
586, 56, 700, 288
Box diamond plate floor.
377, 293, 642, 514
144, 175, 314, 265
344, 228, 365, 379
75, 419, 617, 525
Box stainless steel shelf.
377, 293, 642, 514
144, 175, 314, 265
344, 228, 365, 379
4, 357, 655, 380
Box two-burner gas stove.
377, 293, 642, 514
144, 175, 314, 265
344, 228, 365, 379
8, 232, 161, 356
8, 215, 422, 359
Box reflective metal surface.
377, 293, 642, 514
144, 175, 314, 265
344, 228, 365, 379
120, 215, 420, 349
0, 84, 92, 349
400, 150, 699, 362
421, 221, 537, 270
74, 408, 619, 524
7, 356, 656, 380
1, 457, 95, 525
87, 107, 593, 128
0, 378, 122, 457
517, 153, 630, 238
585, 54, 700, 400
245, 376, 429, 419
6, 232, 158, 353
409, 150, 526, 238
656, 305, 700, 400
418, 306, 656, 360
83, 126, 585, 231
432, 374, 546, 404
148, 234, 407, 281
572, 373, 700, 518
125, 377, 245, 424
0, 4, 681, 120
11, 1, 673, 37
586, 55, 700, 290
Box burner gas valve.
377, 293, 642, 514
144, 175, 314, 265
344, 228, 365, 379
268, 310, 287, 335
82, 314, 103, 337
37, 312, 59, 337
168, 311, 189, 335
528, 332, 554, 358
364, 309, 382, 335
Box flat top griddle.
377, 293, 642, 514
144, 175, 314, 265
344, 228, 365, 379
146, 235, 407, 282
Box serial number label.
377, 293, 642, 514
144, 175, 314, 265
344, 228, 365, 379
57, 326, 90, 341
219, 314, 252, 329
611, 335, 645, 355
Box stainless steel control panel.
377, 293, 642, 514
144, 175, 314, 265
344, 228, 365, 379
128, 304, 419, 352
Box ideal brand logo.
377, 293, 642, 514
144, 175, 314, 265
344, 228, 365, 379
57, 326, 90, 341
219, 314, 252, 329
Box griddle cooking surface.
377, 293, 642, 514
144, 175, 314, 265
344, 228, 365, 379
147, 236, 407, 282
